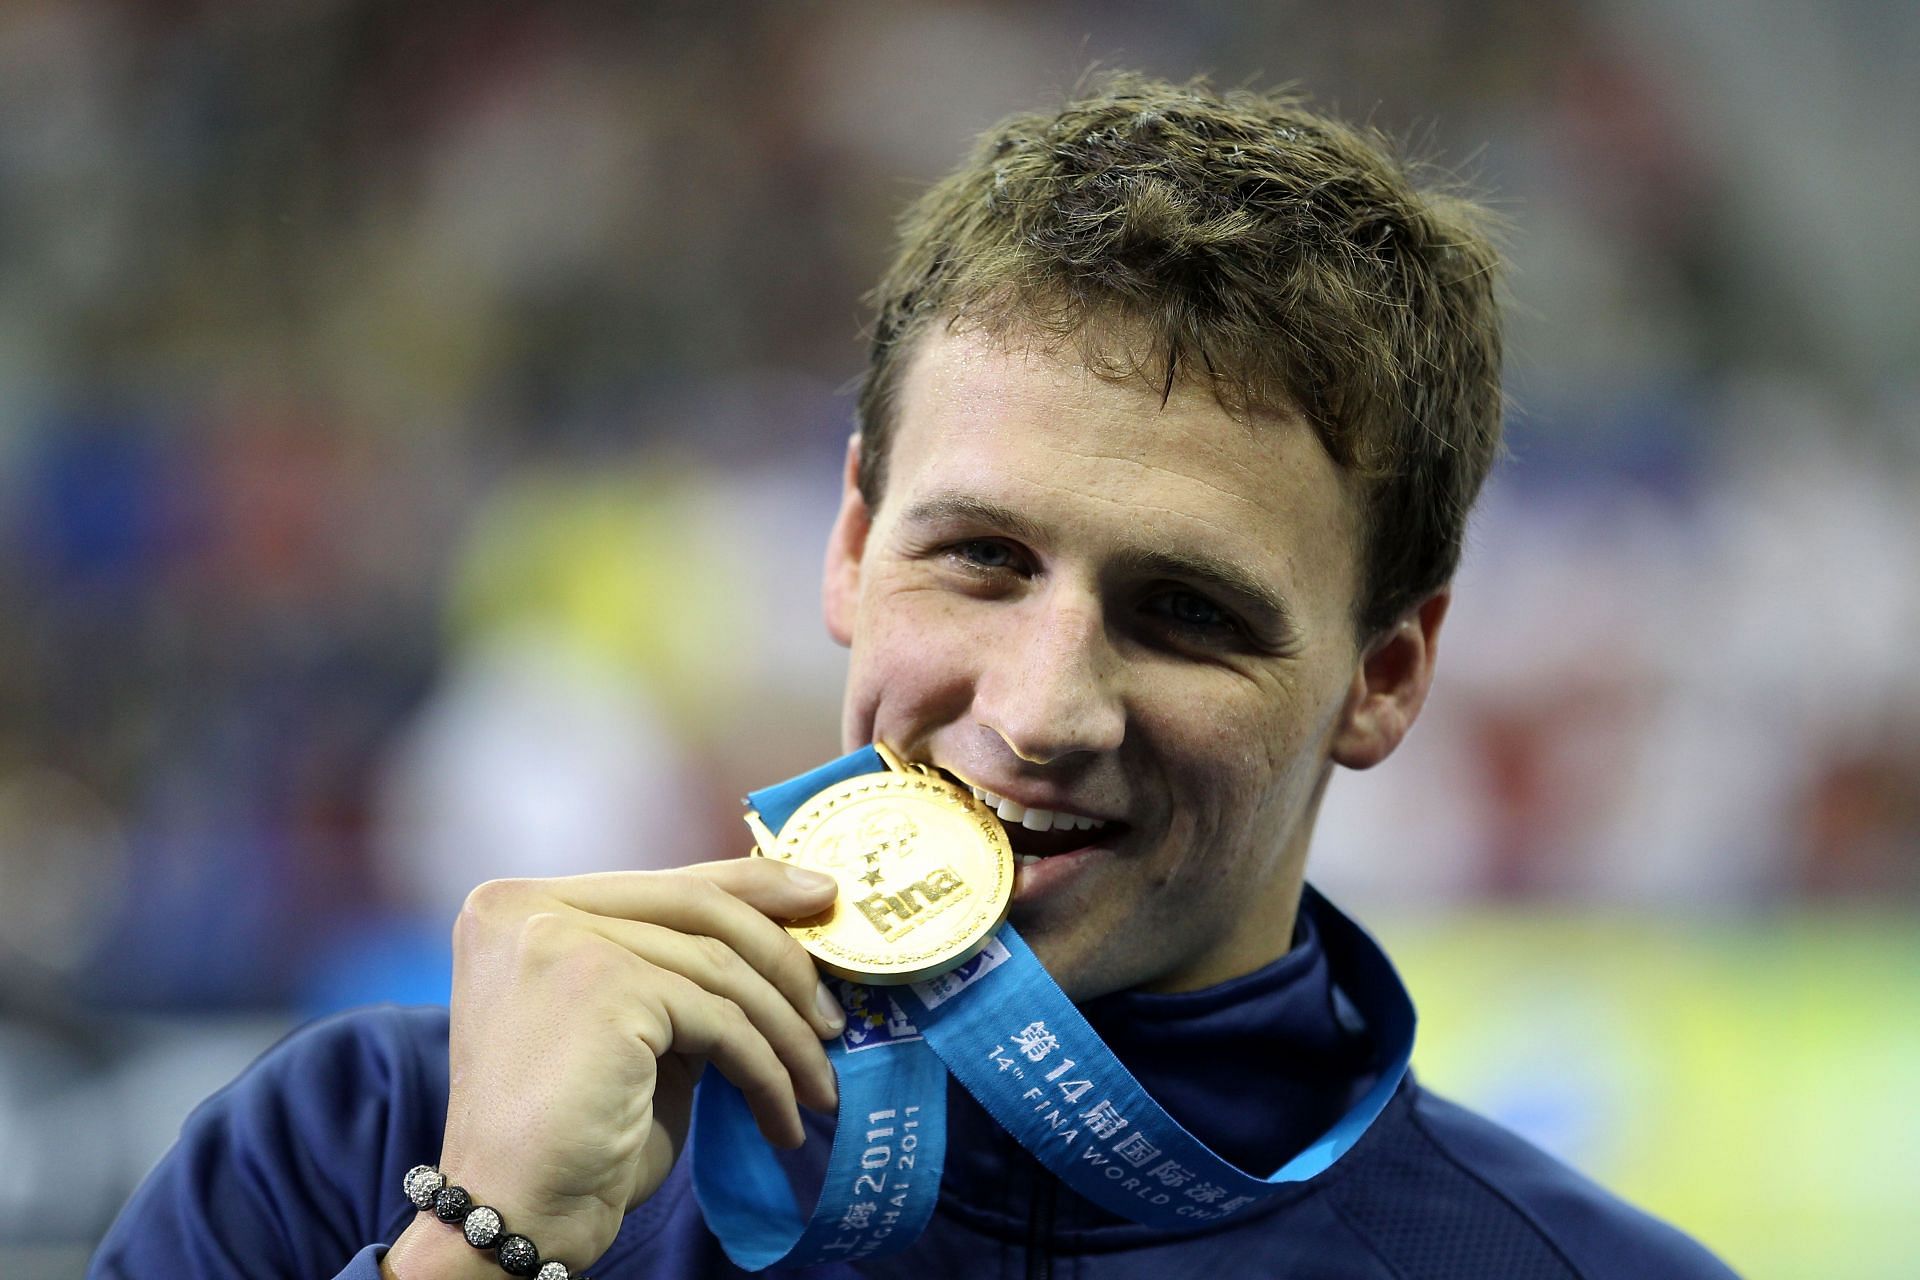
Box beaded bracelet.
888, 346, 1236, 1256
402, 1165, 589, 1280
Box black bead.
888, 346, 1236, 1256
496, 1234, 540, 1276
432, 1184, 472, 1223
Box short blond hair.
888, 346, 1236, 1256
857, 74, 1504, 637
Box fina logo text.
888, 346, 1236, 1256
854, 867, 964, 939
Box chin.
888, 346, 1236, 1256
1012, 923, 1139, 1003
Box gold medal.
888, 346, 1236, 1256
746, 744, 1013, 985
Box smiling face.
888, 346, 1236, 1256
823, 322, 1446, 999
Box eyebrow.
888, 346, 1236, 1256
900, 494, 1050, 546
1114, 545, 1298, 637
899, 493, 1299, 636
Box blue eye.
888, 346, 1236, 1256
952, 540, 1018, 570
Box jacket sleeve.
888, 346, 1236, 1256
89, 1007, 451, 1280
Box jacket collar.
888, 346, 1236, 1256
930, 884, 1410, 1243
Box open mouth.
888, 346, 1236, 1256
966, 784, 1122, 864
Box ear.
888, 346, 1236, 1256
1330, 588, 1450, 770
822, 434, 872, 648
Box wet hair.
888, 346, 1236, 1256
856, 73, 1504, 639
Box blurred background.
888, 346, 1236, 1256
0, 1, 1913, 1276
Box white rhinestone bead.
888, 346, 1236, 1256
402, 1165, 444, 1208
462, 1205, 503, 1248
535, 1263, 570, 1280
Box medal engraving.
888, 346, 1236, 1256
750, 759, 1013, 985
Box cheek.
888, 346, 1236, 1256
1155, 674, 1340, 843
844, 588, 984, 746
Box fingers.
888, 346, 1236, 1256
456, 863, 848, 1151
437, 861, 852, 1247
543, 862, 846, 1043
684, 856, 842, 917
568, 909, 840, 1115
551, 857, 839, 925
636, 962, 815, 1149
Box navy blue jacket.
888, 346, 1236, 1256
92, 897, 1738, 1278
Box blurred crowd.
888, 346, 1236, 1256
0, 0, 1914, 1268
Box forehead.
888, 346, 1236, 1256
884, 324, 1361, 605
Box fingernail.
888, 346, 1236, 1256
814, 978, 846, 1033
785, 864, 837, 893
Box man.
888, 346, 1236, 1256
93, 76, 1737, 1278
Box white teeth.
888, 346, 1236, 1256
1017, 854, 1041, 866
969, 785, 1108, 833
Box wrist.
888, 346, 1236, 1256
395, 1164, 599, 1279
383, 1216, 504, 1280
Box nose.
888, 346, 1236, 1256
973, 585, 1126, 764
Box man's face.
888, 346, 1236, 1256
823, 323, 1433, 999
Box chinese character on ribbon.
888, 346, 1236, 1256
839, 1201, 875, 1231
1184, 1181, 1228, 1205
1079, 1099, 1129, 1140
1009, 1021, 1059, 1063
1146, 1159, 1191, 1189
1112, 1131, 1161, 1167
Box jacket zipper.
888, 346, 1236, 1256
1024, 1174, 1057, 1280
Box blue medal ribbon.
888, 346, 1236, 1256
692, 749, 1414, 1269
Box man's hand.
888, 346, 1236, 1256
381, 859, 844, 1278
